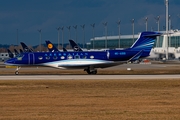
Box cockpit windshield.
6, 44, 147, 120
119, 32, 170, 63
16, 54, 24, 60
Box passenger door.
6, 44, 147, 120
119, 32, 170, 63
28, 53, 35, 65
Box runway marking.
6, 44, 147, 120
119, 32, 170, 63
0, 75, 180, 80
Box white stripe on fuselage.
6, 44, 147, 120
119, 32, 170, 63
40, 59, 113, 69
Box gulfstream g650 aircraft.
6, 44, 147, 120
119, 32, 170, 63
5, 31, 161, 75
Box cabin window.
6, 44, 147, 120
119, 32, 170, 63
46, 56, 50, 60
90, 55, 94, 59
53, 56, 58, 60
61, 56, 65, 59
38, 56, 43, 60
74, 55, 80, 59
67, 55, 73, 59
82, 56, 87, 59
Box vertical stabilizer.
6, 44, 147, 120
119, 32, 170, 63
45, 40, 59, 52
130, 31, 161, 51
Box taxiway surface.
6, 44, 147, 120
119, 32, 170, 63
0, 74, 180, 80
1, 63, 180, 80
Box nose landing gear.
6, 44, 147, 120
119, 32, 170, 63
15, 66, 21, 75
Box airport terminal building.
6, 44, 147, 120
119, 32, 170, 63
87, 30, 180, 49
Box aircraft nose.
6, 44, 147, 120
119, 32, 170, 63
4, 59, 15, 65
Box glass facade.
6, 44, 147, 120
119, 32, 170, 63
89, 35, 139, 49
169, 36, 180, 48
88, 31, 180, 49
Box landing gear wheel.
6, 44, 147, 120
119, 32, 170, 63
86, 69, 97, 74
15, 71, 19, 75
91, 70, 97, 74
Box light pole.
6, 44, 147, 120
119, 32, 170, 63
155, 15, 160, 47
145, 17, 148, 31
16, 29, 18, 47
73, 25, 78, 43
169, 15, 172, 30
80, 24, 85, 48
102, 22, 108, 49
38, 29, 42, 52
178, 14, 180, 29
60, 26, 64, 49
116, 20, 121, 48
155, 16, 160, 31
165, 0, 169, 60
67, 26, 71, 48
56, 27, 60, 50
131, 19, 135, 43
90, 23, 95, 49
169, 15, 171, 47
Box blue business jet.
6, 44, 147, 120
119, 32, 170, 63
5, 31, 161, 75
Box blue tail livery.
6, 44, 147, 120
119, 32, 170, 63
5, 31, 161, 75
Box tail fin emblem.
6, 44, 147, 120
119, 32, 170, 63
48, 43, 53, 49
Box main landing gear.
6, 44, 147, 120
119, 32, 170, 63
84, 67, 97, 74
15, 66, 21, 75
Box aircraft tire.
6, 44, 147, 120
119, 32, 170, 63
86, 69, 91, 74
86, 69, 97, 74
15, 71, 19, 75
91, 70, 97, 74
